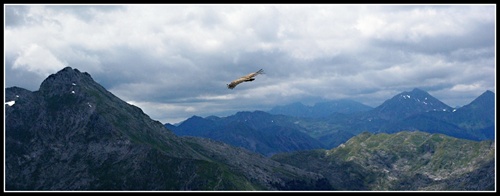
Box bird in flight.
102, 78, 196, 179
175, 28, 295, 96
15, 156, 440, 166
227, 69, 264, 89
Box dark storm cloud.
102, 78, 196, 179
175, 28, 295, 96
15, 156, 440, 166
4, 4, 495, 123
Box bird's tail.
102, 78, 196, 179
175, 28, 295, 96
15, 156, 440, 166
256, 69, 264, 75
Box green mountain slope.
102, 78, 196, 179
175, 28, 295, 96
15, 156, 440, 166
271, 131, 495, 190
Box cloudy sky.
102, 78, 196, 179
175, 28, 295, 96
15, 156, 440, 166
4, 4, 496, 124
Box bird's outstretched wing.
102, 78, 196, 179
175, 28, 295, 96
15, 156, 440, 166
227, 69, 264, 89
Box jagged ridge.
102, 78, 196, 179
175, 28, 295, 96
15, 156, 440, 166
5, 67, 329, 190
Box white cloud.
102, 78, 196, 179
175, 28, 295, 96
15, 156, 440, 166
355, 5, 493, 43
450, 84, 482, 92
13, 44, 67, 76
196, 94, 237, 101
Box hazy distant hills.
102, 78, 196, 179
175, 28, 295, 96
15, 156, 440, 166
5, 67, 495, 191
169, 88, 495, 153
170, 111, 325, 157
269, 99, 373, 118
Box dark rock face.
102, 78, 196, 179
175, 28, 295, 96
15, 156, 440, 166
6, 68, 204, 190
4, 67, 328, 191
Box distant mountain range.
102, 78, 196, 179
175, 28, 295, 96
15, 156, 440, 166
168, 88, 495, 155
170, 111, 325, 157
269, 99, 373, 118
4, 67, 495, 191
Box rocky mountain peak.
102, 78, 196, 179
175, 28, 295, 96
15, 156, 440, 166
371, 88, 452, 120
471, 90, 494, 105
6, 67, 331, 190
38, 67, 94, 97
397, 88, 436, 103
457, 90, 495, 113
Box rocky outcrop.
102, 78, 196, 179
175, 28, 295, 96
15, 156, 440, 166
271, 131, 495, 190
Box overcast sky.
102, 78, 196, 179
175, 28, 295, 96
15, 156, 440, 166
4, 4, 496, 124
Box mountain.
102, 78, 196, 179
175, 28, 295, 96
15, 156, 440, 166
170, 88, 494, 152
369, 88, 453, 121
5, 67, 330, 190
6, 67, 495, 191
170, 111, 325, 157
269, 102, 311, 118
441, 90, 495, 139
269, 99, 373, 118
271, 131, 495, 190
374, 89, 495, 140
296, 88, 494, 147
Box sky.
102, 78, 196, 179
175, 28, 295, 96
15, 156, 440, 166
4, 4, 496, 124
